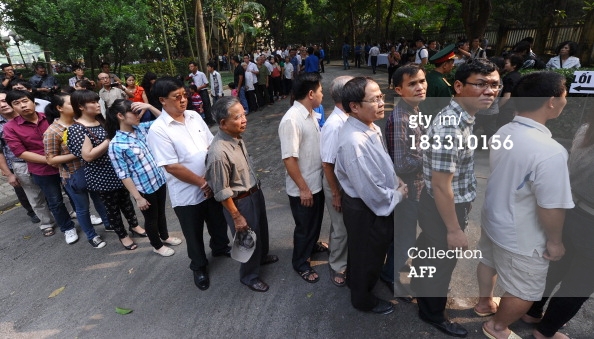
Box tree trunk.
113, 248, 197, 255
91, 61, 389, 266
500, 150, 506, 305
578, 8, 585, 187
195, 0, 208, 71
385, 0, 395, 42
460, 0, 491, 39
579, 10, 594, 66
375, 0, 381, 41
534, 0, 567, 56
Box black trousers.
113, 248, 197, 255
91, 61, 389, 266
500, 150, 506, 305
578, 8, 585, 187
222, 189, 270, 285
256, 84, 267, 107
246, 89, 258, 112
199, 89, 214, 124
371, 56, 378, 73
97, 187, 139, 239
173, 198, 230, 271
411, 188, 470, 323
342, 193, 393, 311
140, 184, 169, 249
288, 191, 324, 272
388, 65, 398, 86
526, 207, 594, 337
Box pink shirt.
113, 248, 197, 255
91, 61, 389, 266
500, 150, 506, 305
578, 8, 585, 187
3, 112, 59, 176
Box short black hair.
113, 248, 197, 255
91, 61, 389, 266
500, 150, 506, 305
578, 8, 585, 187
100, 62, 110, 68
1, 63, 11, 71
72, 64, 83, 71
207, 61, 217, 69
512, 71, 566, 113
152, 76, 184, 99
6, 90, 35, 107
393, 64, 425, 88
70, 89, 100, 118
455, 59, 498, 84
34, 63, 46, 70
10, 79, 32, 90
506, 54, 524, 71
189, 61, 198, 67
341, 77, 373, 113
292, 72, 322, 101
555, 41, 578, 56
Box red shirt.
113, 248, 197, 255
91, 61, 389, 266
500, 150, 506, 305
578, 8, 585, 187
3, 112, 59, 176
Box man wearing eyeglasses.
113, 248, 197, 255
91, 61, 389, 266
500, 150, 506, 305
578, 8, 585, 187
147, 77, 230, 292
98, 72, 127, 112
410, 59, 500, 338
334, 77, 407, 315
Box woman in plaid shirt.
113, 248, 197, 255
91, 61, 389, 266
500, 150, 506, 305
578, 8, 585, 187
43, 93, 108, 248
106, 99, 182, 257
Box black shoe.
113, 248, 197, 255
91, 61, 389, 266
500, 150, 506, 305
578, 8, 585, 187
419, 315, 468, 338
370, 299, 394, 315
212, 246, 232, 257
193, 268, 210, 290
28, 212, 40, 223
128, 226, 147, 237
243, 279, 269, 292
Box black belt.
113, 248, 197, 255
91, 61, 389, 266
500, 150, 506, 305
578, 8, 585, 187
234, 185, 259, 201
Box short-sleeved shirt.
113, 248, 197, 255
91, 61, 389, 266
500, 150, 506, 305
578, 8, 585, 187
481, 116, 574, 256
423, 100, 476, 203
320, 106, 348, 165
278, 101, 322, 196
257, 64, 269, 85
284, 63, 294, 79
415, 48, 428, 64
147, 109, 213, 207
189, 71, 209, 88
99, 87, 127, 109
43, 121, 83, 180
0, 114, 24, 168
233, 64, 245, 87
108, 121, 166, 194
335, 117, 402, 216
67, 123, 123, 192
3, 113, 58, 176
205, 130, 258, 202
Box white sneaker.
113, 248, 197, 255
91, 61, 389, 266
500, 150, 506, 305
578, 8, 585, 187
163, 237, 183, 246
90, 214, 103, 225
89, 235, 106, 248
65, 228, 79, 244
153, 246, 175, 257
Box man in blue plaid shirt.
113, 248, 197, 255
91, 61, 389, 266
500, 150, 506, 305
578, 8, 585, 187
410, 59, 500, 338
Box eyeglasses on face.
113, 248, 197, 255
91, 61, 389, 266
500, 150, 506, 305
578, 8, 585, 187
361, 94, 386, 104
167, 92, 187, 101
464, 81, 503, 91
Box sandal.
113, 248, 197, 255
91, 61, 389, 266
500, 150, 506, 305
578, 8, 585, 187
119, 238, 138, 250
261, 254, 279, 266
297, 268, 319, 283
42, 227, 55, 237
329, 267, 346, 287
312, 241, 328, 254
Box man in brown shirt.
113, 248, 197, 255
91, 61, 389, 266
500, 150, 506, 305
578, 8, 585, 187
205, 96, 278, 292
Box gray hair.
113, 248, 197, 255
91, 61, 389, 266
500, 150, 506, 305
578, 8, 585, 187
330, 75, 353, 104
212, 96, 242, 124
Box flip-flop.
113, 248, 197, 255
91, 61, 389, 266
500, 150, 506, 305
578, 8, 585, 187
42, 227, 55, 237
474, 306, 496, 317
329, 267, 346, 287
312, 241, 328, 253
482, 323, 522, 339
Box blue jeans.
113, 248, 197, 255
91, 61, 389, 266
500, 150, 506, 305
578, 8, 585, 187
343, 55, 350, 70
63, 178, 109, 240
238, 87, 249, 113
381, 198, 419, 282
31, 173, 75, 233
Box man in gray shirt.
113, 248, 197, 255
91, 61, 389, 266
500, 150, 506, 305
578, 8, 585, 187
205, 97, 278, 292
335, 77, 407, 315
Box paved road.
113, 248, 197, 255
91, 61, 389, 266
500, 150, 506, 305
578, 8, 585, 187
0, 64, 592, 338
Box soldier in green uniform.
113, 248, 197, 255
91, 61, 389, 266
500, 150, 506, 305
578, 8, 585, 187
420, 44, 456, 119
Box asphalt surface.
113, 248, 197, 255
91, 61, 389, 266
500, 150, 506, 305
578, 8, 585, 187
0, 63, 592, 339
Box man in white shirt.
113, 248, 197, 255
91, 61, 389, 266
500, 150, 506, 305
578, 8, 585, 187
369, 43, 380, 74
476, 72, 574, 339
147, 77, 230, 292
320, 75, 352, 287
415, 37, 428, 66
278, 72, 325, 284
207, 61, 223, 104
188, 61, 214, 125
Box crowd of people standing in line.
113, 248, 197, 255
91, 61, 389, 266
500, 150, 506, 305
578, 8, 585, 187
0, 36, 592, 338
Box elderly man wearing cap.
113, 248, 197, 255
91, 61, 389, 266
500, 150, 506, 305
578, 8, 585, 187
205, 96, 278, 292
420, 44, 456, 120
